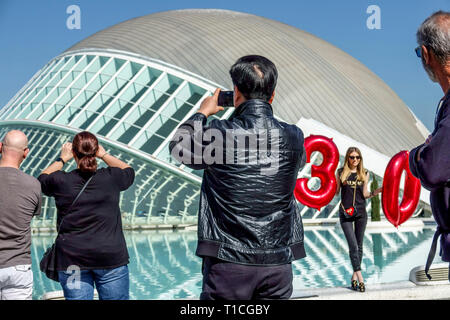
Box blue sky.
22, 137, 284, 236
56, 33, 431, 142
0, 0, 448, 131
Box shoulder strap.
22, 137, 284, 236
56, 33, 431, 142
57, 174, 94, 234
352, 182, 357, 207
340, 181, 357, 210
68, 175, 94, 211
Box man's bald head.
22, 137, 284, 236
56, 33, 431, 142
3, 130, 28, 151
0, 130, 29, 167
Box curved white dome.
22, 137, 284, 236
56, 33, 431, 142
66, 9, 427, 156
0, 9, 431, 229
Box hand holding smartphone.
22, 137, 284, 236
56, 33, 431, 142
217, 91, 234, 107
198, 88, 226, 117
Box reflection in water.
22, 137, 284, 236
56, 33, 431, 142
31, 226, 437, 299
31, 231, 203, 300
372, 233, 384, 271
293, 226, 436, 289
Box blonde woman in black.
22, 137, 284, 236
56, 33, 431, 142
335, 147, 382, 292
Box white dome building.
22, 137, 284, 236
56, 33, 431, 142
0, 9, 430, 229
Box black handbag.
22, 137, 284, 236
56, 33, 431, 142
340, 179, 358, 218
40, 175, 94, 282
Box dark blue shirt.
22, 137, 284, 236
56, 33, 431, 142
409, 90, 450, 262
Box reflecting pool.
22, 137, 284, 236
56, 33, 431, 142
31, 224, 442, 299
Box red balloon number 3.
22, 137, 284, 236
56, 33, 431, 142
382, 151, 421, 227
294, 135, 339, 211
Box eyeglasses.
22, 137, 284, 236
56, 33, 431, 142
349, 156, 361, 160
415, 46, 422, 58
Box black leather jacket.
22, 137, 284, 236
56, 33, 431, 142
169, 99, 306, 265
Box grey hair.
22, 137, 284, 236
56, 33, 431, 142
417, 11, 450, 65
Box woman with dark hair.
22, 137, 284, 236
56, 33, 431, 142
38, 131, 134, 300
335, 147, 382, 293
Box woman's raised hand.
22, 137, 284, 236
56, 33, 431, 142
373, 187, 383, 196
96, 145, 107, 159
61, 142, 73, 163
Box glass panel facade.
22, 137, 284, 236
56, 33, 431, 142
0, 124, 201, 228
1, 54, 210, 163
0, 123, 390, 229
1, 51, 422, 228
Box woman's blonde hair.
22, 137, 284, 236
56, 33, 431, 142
339, 147, 367, 183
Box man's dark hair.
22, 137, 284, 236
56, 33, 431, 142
229, 55, 278, 102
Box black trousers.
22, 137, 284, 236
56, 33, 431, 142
340, 213, 368, 272
200, 257, 293, 300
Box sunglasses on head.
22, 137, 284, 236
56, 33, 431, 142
349, 156, 361, 160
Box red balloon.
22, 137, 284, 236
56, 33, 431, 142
382, 151, 421, 227
294, 135, 339, 211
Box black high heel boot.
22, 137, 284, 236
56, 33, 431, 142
351, 280, 358, 291
358, 282, 365, 292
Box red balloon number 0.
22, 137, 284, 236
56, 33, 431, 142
382, 151, 421, 227
294, 135, 339, 211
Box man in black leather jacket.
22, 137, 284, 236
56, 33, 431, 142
170, 55, 306, 299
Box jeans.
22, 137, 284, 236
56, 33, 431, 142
58, 265, 129, 300
340, 213, 368, 272
0, 265, 33, 300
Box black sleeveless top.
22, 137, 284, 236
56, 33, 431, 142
339, 169, 367, 218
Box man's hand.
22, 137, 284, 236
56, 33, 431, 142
60, 142, 73, 163
198, 88, 224, 118
416, 135, 432, 162
416, 145, 426, 162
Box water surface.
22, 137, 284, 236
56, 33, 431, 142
31, 225, 440, 299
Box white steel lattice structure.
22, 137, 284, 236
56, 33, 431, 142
0, 51, 235, 228
0, 9, 431, 229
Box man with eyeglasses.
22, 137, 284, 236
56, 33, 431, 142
0, 130, 42, 299
409, 11, 450, 280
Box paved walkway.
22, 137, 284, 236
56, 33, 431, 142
42, 281, 450, 300
291, 281, 450, 300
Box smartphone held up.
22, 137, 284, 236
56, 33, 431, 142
218, 91, 234, 107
